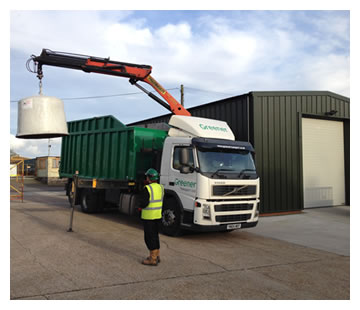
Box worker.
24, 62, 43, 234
137, 168, 164, 266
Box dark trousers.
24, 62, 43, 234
142, 219, 161, 251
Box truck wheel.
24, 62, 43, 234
161, 197, 182, 237
80, 189, 100, 213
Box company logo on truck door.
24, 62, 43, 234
199, 124, 228, 132
175, 178, 196, 189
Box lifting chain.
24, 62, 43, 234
37, 65, 44, 95
26, 55, 44, 95
38, 78, 43, 95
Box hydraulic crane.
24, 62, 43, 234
29, 49, 191, 116
21, 49, 261, 237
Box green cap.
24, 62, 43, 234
145, 168, 159, 181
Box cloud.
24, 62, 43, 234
10, 134, 26, 151
10, 11, 349, 95
10, 11, 131, 56
10, 10, 350, 155
301, 54, 350, 94
10, 134, 62, 158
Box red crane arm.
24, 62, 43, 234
142, 75, 190, 116
32, 49, 191, 116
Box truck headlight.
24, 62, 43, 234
202, 204, 211, 219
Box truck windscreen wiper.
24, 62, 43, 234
211, 168, 233, 178
238, 169, 257, 178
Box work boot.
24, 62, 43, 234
155, 249, 161, 263
142, 250, 158, 266
143, 250, 161, 264
144, 249, 161, 263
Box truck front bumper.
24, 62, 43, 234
181, 220, 258, 232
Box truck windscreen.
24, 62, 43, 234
197, 148, 256, 179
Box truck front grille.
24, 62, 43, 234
215, 214, 251, 223
214, 204, 253, 212
212, 185, 256, 196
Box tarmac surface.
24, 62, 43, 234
10, 178, 350, 300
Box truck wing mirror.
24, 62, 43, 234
180, 148, 190, 165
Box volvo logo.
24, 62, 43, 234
224, 185, 249, 196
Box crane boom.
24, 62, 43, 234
32, 49, 191, 116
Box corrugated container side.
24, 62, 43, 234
59, 116, 167, 181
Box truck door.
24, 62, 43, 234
169, 145, 197, 211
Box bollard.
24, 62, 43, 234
67, 171, 79, 232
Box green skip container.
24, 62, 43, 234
59, 115, 167, 184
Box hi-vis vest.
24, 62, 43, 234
141, 183, 164, 220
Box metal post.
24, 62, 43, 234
67, 171, 79, 232
48, 139, 51, 156
180, 84, 184, 106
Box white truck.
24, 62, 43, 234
29, 49, 260, 236
158, 115, 260, 235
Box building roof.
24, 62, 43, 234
128, 90, 350, 126
36, 156, 61, 159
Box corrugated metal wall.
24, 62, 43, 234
130, 94, 250, 142
251, 91, 350, 213
190, 95, 250, 142
129, 91, 350, 214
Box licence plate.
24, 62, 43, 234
227, 223, 242, 230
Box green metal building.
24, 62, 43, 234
129, 91, 350, 214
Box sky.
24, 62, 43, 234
9, 9, 350, 158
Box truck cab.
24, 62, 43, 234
159, 116, 260, 236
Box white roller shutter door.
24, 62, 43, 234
302, 118, 345, 208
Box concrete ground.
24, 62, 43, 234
10, 178, 350, 300
252, 206, 350, 256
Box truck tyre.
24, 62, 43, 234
96, 189, 106, 212
80, 189, 102, 213
161, 197, 182, 237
